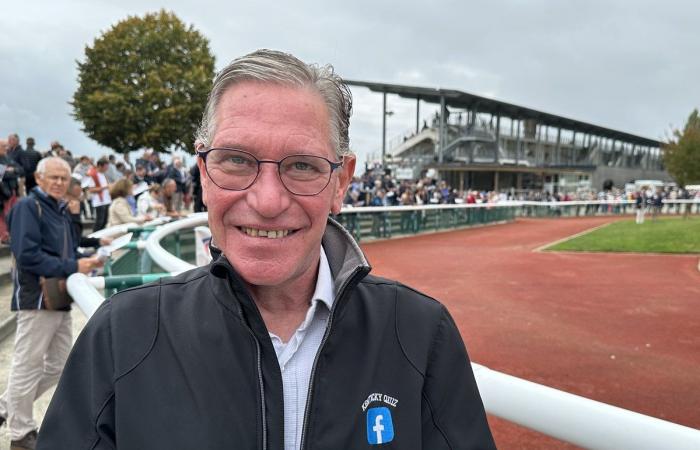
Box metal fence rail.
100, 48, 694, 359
339, 200, 700, 241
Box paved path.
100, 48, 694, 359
362, 217, 700, 449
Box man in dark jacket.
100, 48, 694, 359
21, 138, 43, 192
0, 157, 102, 450
38, 50, 495, 449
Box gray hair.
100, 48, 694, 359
36, 157, 71, 176
195, 49, 353, 158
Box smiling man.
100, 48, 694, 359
37, 50, 494, 449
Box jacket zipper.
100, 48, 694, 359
299, 268, 364, 449
237, 301, 267, 450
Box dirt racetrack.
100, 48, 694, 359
360, 217, 700, 449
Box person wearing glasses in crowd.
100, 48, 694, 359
38, 50, 494, 449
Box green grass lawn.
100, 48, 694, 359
547, 216, 700, 254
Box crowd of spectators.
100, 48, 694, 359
342, 171, 700, 209
0, 133, 205, 243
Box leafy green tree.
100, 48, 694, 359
72, 10, 215, 154
664, 109, 700, 187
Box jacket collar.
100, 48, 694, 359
31, 187, 66, 212
209, 216, 372, 320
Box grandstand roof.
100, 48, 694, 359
345, 80, 661, 147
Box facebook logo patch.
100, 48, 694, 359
366, 407, 394, 445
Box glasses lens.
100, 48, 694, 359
206, 149, 258, 190
280, 155, 332, 195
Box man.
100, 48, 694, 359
159, 177, 183, 218
0, 139, 24, 243
85, 157, 112, 231
72, 155, 93, 179
38, 50, 494, 449
21, 138, 43, 192
166, 156, 188, 211
7, 133, 26, 197
104, 155, 120, 183
7, 133, 23, 163
189, 162, 205, 212
0, 157, 102, 450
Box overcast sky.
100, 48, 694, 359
2, 0, 699, 166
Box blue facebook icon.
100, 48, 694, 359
366, 407, 395, 445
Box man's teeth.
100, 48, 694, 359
241, 227, 292, 239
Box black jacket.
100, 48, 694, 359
37, 219, 494, 449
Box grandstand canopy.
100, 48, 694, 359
345, 80, 661, 147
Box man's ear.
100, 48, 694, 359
196, 153, 209, 207
331, 154, 356, 215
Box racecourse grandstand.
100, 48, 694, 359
346, 80, 669, 193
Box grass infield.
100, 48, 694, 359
547, 216, 700, 254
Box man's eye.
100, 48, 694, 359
292, 162, 315, 171
228, 156, 249, 165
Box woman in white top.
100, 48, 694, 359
137, 183, 166, 218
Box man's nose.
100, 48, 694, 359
246, 163, 291, 218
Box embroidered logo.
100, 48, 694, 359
366, 407, 394, 445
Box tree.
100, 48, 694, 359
72, 10, 215, 154
663, 109, 700, 187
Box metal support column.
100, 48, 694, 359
515, 119, 522, 166
438, 95, 446, 163
382, 91, 387, 168
555, 127, 562, 165
415, 96, 420, 134
495, 115, 501, 164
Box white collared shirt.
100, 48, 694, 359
269, 246, 335, 450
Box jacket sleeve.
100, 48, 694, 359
36, 300, 116, 449
9, 200, 78, 277
422, 306, 496, 449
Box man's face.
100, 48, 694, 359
199, 81, 355, 289
98, 163, 109, 173
8, 135, 18, 148
37, 161, 71, 201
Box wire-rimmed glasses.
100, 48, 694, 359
197, 148, 343, 196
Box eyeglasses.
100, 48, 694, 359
198, 148, 343, 196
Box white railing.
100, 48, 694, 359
64, 204, 700, 449
144, 212, 207, 272
472, 364, 700, 449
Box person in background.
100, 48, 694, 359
6, 133, 26, 197
0, 157, 102, 450
136, 183, 165, 219
190, 162, 205, 212
66, 178, 112, 250
22, 138, 43, 193
85, 157, 112, 231
159, 178, 184, 218
166, 156, 188, 212
0, 139, 24, 243
131, 163, 152, 186
106, 178, 151, 227
72, 156, 92, 179
104, 155, 120, 184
